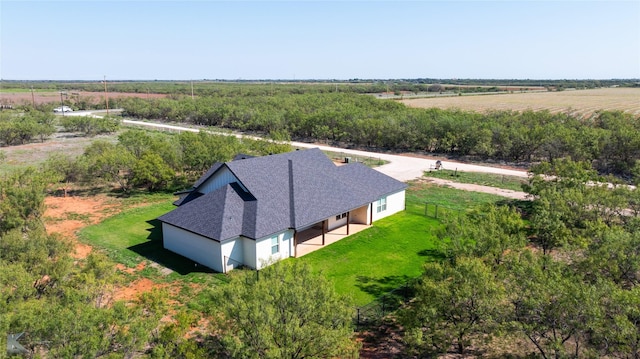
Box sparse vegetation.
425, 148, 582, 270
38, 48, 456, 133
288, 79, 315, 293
423, 168, 527, 191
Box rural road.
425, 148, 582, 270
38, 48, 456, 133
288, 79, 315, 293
120, 118, 531, 199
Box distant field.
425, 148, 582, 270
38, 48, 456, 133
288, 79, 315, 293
400, 88, 640, 118
0, 91, 167, 106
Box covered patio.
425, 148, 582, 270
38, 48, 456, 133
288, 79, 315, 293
294, 223, 370, 257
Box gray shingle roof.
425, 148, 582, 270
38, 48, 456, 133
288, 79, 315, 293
159, 148, 406, 241
158, 182, 254, 242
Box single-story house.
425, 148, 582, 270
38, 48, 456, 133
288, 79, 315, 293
157, 148, 406, 272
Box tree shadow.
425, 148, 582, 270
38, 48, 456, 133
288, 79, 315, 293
355, 274, 411, 298
127, 219, 215, 275
496, 198, 534, 218
417, 248, 447, 260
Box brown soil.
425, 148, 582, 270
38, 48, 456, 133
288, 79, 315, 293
44, 195, 119, 259
115, 261, 147, 274
358, 325, 405, 358
113, 278, 167, 302
0, 91, 168, 106
43, 195, 167, 303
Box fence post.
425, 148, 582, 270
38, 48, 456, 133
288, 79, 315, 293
435, 204, 439, 219
357, 308, 360, 328
424, 202, 428, 217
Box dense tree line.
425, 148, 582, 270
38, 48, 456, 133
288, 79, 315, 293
0, 110, 56, 146
401, 159, 640, 357
45, 129, 291, 194
119, 93, 640, 178
2, 79, 635, 96
58, 115, 121, 136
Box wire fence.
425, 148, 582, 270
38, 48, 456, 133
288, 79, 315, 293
352, 203, 469, 328
424, 202, 465, 222
354, 277, 421, 329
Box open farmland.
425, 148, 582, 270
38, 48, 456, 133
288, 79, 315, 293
401, 87, 640, 118
0, 90, 168, 106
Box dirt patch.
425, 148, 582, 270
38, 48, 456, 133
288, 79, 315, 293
359, 325, 405, 359
0, 91, 168, 106
113, 278, 166, 302
418, 177, 529, 200
44, 195, 119, 259
115, 261, 147, 275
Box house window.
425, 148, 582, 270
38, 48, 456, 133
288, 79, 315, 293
376, 197, 387, 213
271, 236, 279, 255
335, 212, 347, 221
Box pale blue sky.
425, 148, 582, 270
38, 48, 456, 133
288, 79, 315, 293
1, 1, 639, 80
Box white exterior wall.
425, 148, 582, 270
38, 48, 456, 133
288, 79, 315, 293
255, 229, 294, 269
350, 205, 370, 225
327, 212, 348, 231
198, 166, 247, 194
162, 223, 223, 272
221, 238, 244, 273
242, 237, 257, 270
371, 190, 406, 222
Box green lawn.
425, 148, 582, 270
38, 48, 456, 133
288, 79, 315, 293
299, 211, 442, 306
299, 182, 507, 306
422, 168, 528, 192
79, 181, 506, 306
78, 196, 226, 284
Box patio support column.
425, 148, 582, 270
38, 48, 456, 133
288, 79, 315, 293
293, 230, 297, 257
369, 203, 373, 225
347, 212, 350, 235
322, 220, 326, 245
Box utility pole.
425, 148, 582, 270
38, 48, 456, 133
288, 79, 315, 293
59, 91, 65, 116
103, 75, 109, 115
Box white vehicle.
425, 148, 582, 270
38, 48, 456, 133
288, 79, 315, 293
53, 106, 73, 113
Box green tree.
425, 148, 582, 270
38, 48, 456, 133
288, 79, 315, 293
401, 257, 506, 355
509, 254, 601, 359
132, 152, 174, 191
213, 261, 356, 359
42, 153, 88, 196
441, 204, 526, 267
591, 285, 640, 357
529, 195, 573, 255
578, 226, 640, 289
0, 167, 48, 233
83, 141, 136, 192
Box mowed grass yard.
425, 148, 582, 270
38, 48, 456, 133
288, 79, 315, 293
80, 181, 506, 306
79, 195, 227, 285
300, 181, 506, 305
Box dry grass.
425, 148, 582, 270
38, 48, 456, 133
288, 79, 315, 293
401, 88, 640, 118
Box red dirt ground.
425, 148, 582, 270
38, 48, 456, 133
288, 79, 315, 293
0, 91, 168, 106
113, 278, 168, 302
43, 195, 171, 302
44, 195, 118, 259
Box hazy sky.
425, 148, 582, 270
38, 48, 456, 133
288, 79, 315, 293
1, 1, 639, 80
